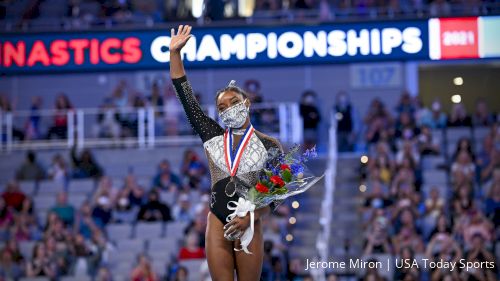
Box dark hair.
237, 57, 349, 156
214, 85, 247, 104
27, 151, 36, 162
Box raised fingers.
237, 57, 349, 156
177, 25, 184, 36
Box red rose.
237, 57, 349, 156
280, 164, 291, 171
270, 175, 285, 187
256, 182, 270, 193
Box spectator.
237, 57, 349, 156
137, 190, 172, 222
363, 214, 391, 255
462, 233, 497, 281
0, 94, 25, 141
47, 153, 69, 186
462, 211, 493, 249
131, 254, 158, 281
152, 160, 181, 191
47, 93, 73, 139
0, 247, 24, 280
299, 90, 321, 150
472, 98, 495, 126
170, 266, 188, 281
395, 111, 419, 142
394, 247, 420, 281
71, 147, 103, 179
429, 0, 451, 16
172, 193, 194, 222
448, 103, 471, 127
419, 99, 447, 129
416, 125, 440, 155
484, 176, 500, 224
93, 177, 118, 206
74, 201, 99, 239
395, 91, 416, 117
113, 176, 143, 223
92, 194, 113, 227
25, 96, 43, 140
93, 97, 121, 140
95, 266, 113, 281
50, 192, 75, 226
2, 181, 26, 211
451, 151, 475, 184
364, 98, 394, 145
178, 231, 205, 260
15, 150, 46, 181
180, 149, 207, 191
0, 197, 13, 240
334, 91, 359, 152
26, 243, 57, 278
70, 233, 92, 276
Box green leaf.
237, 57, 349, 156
273, 187, 288, 195
264, 169, 273, 178
281, 169, 292, 182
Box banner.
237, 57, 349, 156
428, 16, 500, 60
0, 20, 429, 74
0, 16, 499, 75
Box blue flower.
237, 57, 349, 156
290, 163, 304, 175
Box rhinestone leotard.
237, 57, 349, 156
172, 75, 283, 224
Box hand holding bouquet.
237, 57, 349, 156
224, 145, 324, 254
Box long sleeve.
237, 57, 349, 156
172, 75, 224, 142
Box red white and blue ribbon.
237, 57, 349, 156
224, 124, 254, 177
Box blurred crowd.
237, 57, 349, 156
0, 78, 281, 143
0, 142, 300, 280
0, 0, 497, 26
344, 92, 500, 280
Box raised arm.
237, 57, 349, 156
169, 25, 223, 142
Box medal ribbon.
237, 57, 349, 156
224, 124, 254, 177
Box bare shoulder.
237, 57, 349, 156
254, 130, 283, 152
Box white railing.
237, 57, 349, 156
315, 110, 338, 281
0, 102, 303, 152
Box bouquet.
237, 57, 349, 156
224, 145, 324, 254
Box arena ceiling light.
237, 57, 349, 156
453, 76, 464, 85
451, 94, 462, 103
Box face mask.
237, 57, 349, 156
219, 99, 249, 128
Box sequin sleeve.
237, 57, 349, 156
172, 75, 224, 142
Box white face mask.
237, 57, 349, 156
219, 99, 249, 128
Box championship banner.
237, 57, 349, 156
0, 20, 429, 74
1, 16, 499, 75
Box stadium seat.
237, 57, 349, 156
135, 222, 164, 239
421, 156, 445, 169
60, 276, 91, 281
115, 239, 145, 252
68, 194, 88, 208
179, 259, 204, 281
19, 241, 36, 260
473, 126, 490, 142
109, 252, 137, 265
19, 181, 36, 195
68, 179, 95, 195
107, 223, 133, 241
152, 260, 168, 277
147, 238, 179, 257
34, 195, 57, 211
20, 278, 50, 281
446, 127, 472, 145
37, 180, 65, 195
165, 221, 189, 240
423, 170, 447, 184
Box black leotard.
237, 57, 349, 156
172, 75, 282, 224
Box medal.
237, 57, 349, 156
223, 125, 254, 197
